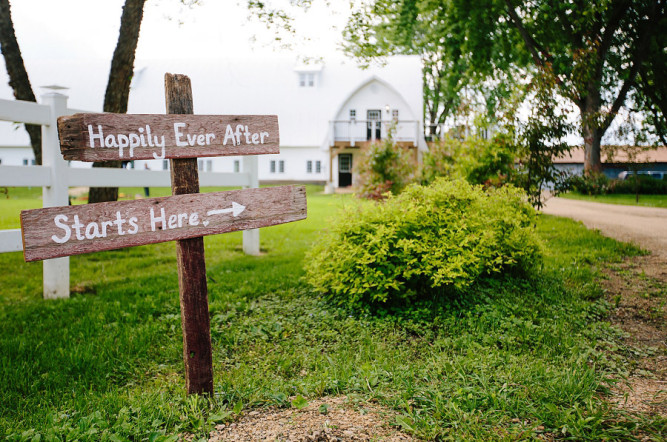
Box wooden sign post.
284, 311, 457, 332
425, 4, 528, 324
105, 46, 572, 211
20, 73, 307, 395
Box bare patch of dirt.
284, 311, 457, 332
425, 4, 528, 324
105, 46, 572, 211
206, 397, 417, 441
602, 254, 667, 418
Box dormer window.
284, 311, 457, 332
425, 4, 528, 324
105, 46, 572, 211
299, 73, 315, 87
294, 63, 323, 88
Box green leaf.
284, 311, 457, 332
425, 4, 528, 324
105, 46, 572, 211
291, 395, 309, 410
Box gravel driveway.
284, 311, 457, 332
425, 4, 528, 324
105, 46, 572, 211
541, 197, 667, 258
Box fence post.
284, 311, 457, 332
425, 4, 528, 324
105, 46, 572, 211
41, 90, 70, 299
242, 156, 260, 255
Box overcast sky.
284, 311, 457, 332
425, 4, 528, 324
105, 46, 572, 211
8, 0, 349, 61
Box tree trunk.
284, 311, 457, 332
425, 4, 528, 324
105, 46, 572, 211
88, 0, 146, 204
580, 94, 603, 175
582, 118, 603, 175
0, 0, 41, 164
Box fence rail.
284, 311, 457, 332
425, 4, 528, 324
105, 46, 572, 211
0, 93, 260, 299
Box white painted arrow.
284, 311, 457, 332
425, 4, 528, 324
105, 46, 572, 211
207, 202, 246, 218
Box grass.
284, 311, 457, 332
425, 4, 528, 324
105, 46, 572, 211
1, 186, 666, 440
561, 191, 667, 208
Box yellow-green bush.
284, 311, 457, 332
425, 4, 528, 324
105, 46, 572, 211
305, 179, 541, 309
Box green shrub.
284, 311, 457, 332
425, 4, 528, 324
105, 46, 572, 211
608, 175, 667, 194
567, 172, 610, 195
305, 179, 541, 310
355, 129, 415, 200
420, 134, 517, 187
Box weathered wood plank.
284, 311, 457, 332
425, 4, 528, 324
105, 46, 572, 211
20, 185, 307, 262
165, 72, 214, 396
58, 113, 279, 161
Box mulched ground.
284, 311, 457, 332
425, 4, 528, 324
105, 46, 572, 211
206, 397, 417, 441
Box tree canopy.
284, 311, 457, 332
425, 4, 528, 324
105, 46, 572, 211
343, 0, 666, 173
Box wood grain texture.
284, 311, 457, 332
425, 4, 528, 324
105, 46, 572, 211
20, 185, 307, 262
57, 113, 280, 161
165, 72, 213, 396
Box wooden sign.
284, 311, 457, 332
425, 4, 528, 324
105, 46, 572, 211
21, 73, 305, 396
20, 185, 306, 262
58, 113, 279, 161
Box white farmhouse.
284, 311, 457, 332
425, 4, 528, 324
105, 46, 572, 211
0, 56, 426, 190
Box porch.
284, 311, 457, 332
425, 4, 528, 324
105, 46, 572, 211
328, 119, 421, 147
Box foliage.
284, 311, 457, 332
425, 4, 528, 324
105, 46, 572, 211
508, 70, 574, 209
305, 179, 541, 309
342, 0, 525, 137
343, 0, 666, 174
608, 175, 667, 195
568, 173, 610, 196
1, 188, 665, 439
354, 129, 416, 200
419, 133, 517, 188
568, 173, 667, 196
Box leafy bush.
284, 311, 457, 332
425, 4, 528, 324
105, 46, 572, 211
355, 129, 415, 200
420, 134, 517, 187
568, 173, 667, 195
608, 175, 667, 194
567, 172, 610, 195
305, 179, 541, 310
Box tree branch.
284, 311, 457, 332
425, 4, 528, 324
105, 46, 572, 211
601, 0, 660, 133
503, 0, 551, 69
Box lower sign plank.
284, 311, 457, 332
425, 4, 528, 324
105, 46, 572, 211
21, 185, 307, 262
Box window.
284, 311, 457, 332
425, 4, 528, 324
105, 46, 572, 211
299, 73, 315, 87
338, 154, 352, 173
349, 109, 356, 120
163, 160, 169, 170
270, 160, 276, 173
307, 160, 313, 173
392, 109, 399, 121
206, 160, 212, 171
198, 159, 204, 170
315, 160, 321, 174
22, 159, 28, 165
234, 160, 240, 173
279, 160, 285, 173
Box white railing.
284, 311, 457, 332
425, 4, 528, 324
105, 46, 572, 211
329, 120, 420, 147
0, 92, 259, 299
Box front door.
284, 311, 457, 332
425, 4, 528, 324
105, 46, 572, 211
366, 109, 381, 141
338, 153, 353, 187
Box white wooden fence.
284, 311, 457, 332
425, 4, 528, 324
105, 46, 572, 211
0, 91, 260, 299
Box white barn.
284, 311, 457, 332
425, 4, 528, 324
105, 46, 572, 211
0, 56, 426, 190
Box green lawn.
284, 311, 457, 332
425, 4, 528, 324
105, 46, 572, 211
1, 186, 665, 440
561, 191, 667, 208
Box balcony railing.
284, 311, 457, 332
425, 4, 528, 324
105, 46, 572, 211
329, 119, 420, 147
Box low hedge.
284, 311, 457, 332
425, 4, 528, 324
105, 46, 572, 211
305, 179, 541, 309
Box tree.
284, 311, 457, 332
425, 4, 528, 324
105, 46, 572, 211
343, 0, 665, 174
0, 0, 147, 203
342, 0, 522, 137
0, 0, 41, 164
88, 0, 147, 204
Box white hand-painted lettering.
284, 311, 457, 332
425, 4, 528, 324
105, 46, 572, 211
51, 214, 71, 244
87, 124, 165, 159
50, 211, 141, 244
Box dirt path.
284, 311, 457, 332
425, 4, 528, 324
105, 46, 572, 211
541, 197, 667, 259
542, 197, 667, 419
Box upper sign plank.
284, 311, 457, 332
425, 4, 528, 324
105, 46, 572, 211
58, 113, 280, 162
